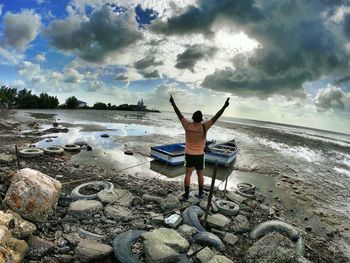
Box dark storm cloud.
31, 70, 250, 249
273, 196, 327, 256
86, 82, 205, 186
152, 0, 350, 98
134, 55, 163, 70
142, 69, 160, 79
175, 44, 217, 71
45, 6, 141, 62
151, 0, 263, 35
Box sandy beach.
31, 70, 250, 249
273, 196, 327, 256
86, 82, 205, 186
0, 109, 349, 262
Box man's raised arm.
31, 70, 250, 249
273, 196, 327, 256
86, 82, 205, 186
211, 98, 230, 124
169, 95, 184, 120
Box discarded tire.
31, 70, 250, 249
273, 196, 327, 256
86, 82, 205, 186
215, 199, 240, 216
63, 144, 81, 152
112, 230, 146, 263
182, 205, 205, 232
250, 220, 304, 256
236, 182, 256, 199
43, 146, 64, 155
71, 181, 114, 200
19, 148, 44, 158
193, 231, 225, 251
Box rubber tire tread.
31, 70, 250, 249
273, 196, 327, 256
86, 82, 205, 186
71, 181, 114, 200
250, 220, 304, 256
182, 205, 205, 232
193, 231, 225, 251
112, 230, 146, 263
214, 199, 240, 216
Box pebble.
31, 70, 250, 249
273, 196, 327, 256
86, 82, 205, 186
58, 246, 71, 254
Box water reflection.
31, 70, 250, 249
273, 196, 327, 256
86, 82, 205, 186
149, 160, 235, 181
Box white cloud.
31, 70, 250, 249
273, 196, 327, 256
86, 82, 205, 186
0, 47, 24, 65
314, 85, 350, 111
0, 4, 4, 16
34, 54, 46, 63
2, 10, 41, 51
64, 68, 83, 83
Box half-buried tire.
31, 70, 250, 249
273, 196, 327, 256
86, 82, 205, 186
19, 148, 44, 158
63, 144, 81, 152
193, 232, 225, 251
214, 199, 240, 216
43, 146, 64, 155
71, 181, 114, 200
182, 205, 205, 232
112, 230, 146, 263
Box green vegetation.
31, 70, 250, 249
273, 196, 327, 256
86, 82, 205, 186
1, 86, 59, 109
64, 96, 79, 109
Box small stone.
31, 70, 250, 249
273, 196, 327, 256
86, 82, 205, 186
233, 215, 250, 233
27, 236, 55, 259
146, 205, 153, 210
160, 194, 182, 213
58, 246, 71, 254
75, 239, 113, 262
208, 255, 234, 263
150, 213, 164, 225
56, 254, 75, 263
178, 224, 199, 240
195, 247, 215, 263
187, 243, 203, 257
143, 240, 179, 263
124, 150, 133, 155
114, 188, 134, 207
97, 189, 117, 204
305, 226, 312, 232
206, 214, 231, 230
142, 194, 163, 203
223, 233, 238, 245
104, 205, 132, 222
142, 228, 189, 253
69, 200, 103, 217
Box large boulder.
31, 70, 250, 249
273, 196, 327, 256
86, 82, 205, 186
0, 225, 28, 263
4, 168, 62, 221
0, 210, 36, 239
143, 239, 180, 263
246, 232, 298, 263
161, 194, 182, 213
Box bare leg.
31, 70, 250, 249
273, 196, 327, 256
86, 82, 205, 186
184, 167, 193, 187
196, 170, 204, 186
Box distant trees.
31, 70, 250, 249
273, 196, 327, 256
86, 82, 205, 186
0, 86, 59, 109
65, 96, 79, 109
93, 102, 108, 110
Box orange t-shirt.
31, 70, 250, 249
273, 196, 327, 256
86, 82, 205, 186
181, 117, 213, 155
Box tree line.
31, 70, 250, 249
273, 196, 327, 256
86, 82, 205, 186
0, 86, 59, 109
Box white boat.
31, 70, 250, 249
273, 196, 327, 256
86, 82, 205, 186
205, 139, 238, 167
150, 143, 186, 165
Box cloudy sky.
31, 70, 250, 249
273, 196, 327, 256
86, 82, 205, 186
0, 0, 350, 134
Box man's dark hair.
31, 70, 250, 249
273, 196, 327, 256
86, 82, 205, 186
192, 110, 203, 123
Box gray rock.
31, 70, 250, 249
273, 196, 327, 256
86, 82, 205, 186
69, 200, 103, 217
164, 214, 182, 228
223, 233, 238, 245
206, 214, 231, 230
161, 194, 182, 213
104, 205, 132, 222
178, 224, 199, 240
143, 239, 180, 263
142, 228, 190, 253
226, 191, 247, 204
233, 215, 250, 233
150, 213, 164, 225
246, 232, 298, 263
187, 243, 203, 257
114, 188, 134, 207
56, 254, 75, 263
142, 194, 163, 203
97, 189, 117, 204
208, 255, 234, 263
27, 236, 55, 259
75, 239, 113, 262
195, 247, 215, 263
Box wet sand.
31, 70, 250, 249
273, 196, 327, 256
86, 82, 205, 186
0, 109, 349, 262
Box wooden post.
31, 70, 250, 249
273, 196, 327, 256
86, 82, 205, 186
204, 162, 218, 227
15, 145, 21, 170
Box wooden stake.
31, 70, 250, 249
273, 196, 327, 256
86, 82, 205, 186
15, 145, 21, 170
204, 162, 218, 227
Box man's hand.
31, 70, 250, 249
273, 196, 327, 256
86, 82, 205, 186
224, 97, 230, 108
169, 95, 175, 105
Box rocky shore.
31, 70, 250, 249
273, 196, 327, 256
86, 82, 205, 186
0, 111, 348, 262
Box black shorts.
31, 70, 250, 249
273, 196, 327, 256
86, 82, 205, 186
185, 154, 205, 170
